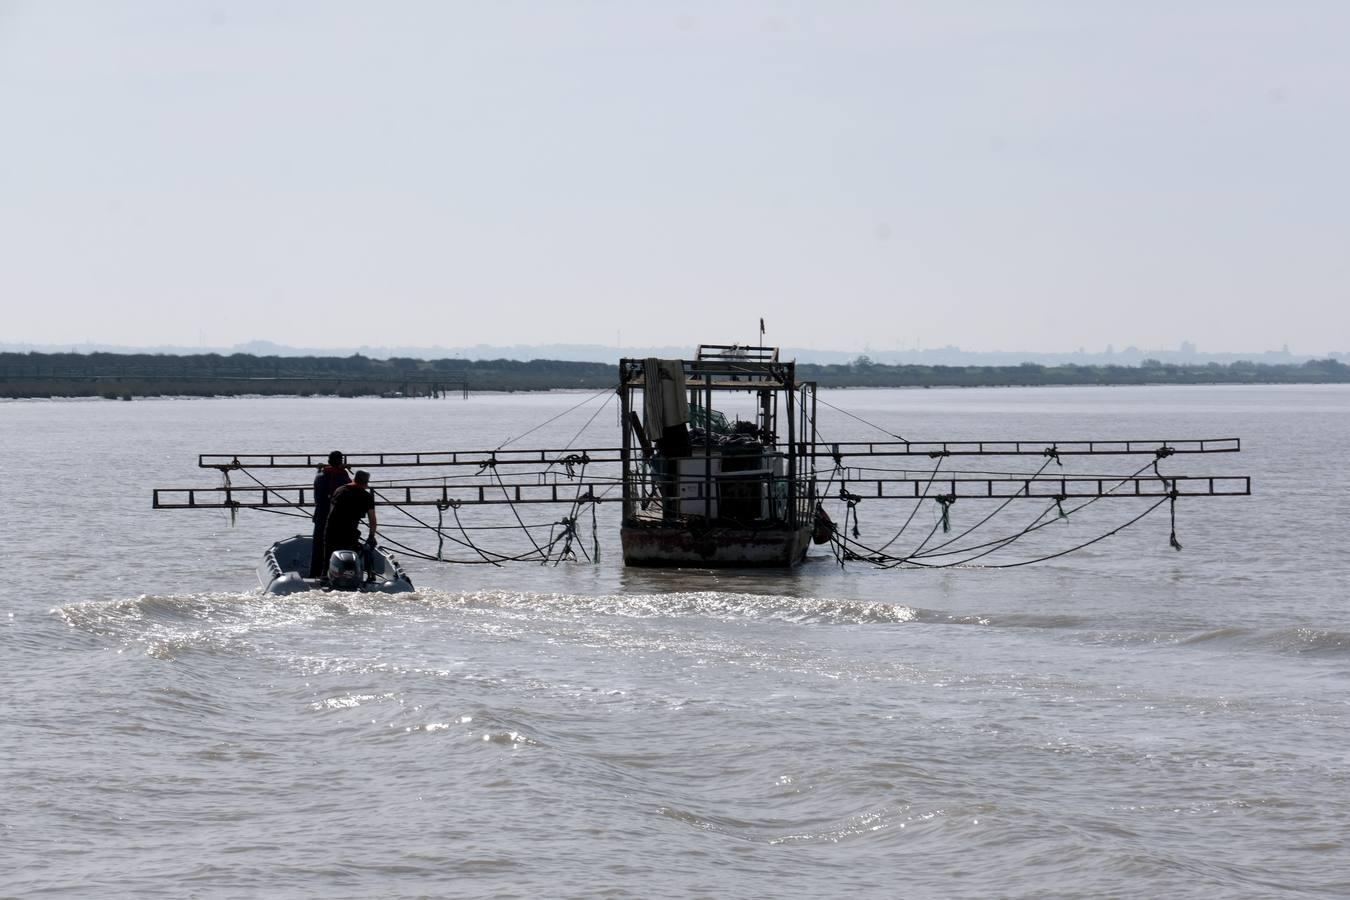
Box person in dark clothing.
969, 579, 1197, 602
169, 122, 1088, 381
654, 422, 692, 520
310, 451, 352, 577
325, 470, 378, 565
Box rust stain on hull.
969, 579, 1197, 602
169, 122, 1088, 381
621, 523, 812, 568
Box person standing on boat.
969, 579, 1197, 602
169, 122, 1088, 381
309, 450, 351, 577
325, 469, 378, 564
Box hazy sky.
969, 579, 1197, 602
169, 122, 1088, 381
2, 1, 1347, 354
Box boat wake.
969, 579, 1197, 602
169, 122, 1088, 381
49, 590, 403, 659
438, 589, 921, 626
49, 588, 925, 658
54, 589, 1350, 663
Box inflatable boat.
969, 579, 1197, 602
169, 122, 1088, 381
257, 534, 415, 595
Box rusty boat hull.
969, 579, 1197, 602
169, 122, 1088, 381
620, 521, 812, 568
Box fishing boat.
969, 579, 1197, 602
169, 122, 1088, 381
155, 340, 1251, 574
257, 534, 414, 594
617, 345, 819, 567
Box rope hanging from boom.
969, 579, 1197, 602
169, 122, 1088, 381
160, 375, 1238, 571
829, 452, 1190, 569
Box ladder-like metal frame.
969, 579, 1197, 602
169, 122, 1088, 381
152, 474, 1250, 510
194, 437, 1240, 472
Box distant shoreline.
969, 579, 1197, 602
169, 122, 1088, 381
2, 350, 1347, 399
5, 380, 1349, 404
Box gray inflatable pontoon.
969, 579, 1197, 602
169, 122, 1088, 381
258, 534, 415, 595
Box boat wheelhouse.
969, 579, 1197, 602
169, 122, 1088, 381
618, 345, 819, 567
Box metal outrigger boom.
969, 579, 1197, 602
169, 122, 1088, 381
153, 343, 1251, 569
151, 474, 1249, 511
196, 447, 625, 471
153, 481, 619, 510
161, 439, 1250, 509
808, 437, 1240, 459
194, 437, 1239, 473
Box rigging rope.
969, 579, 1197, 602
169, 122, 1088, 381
1153, 456, 1183, 551
542, 393, 616, 477
874, 453, 947, 552
815, 395, 909, 442
834, 456, 1170, 569
495, 387, 616, 451
911, 455, 1058, 558
904, 495, 1172, 569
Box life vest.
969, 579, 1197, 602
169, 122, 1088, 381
319, 466, 348, 494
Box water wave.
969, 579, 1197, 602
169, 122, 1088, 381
418, 588, 919, 626
656, 803, 904, 846
1178, 625, 1350, 656
46, 588, 1111, 652
1077, 623, 1350, 658
49, 590, 401, 659
63, 589, 1350, 665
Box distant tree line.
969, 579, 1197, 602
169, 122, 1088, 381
0, 351, 611, 398
1, 351, 1347, 399
800, 355, 1350, 388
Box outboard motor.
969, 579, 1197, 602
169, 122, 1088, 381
327, 550, 365, 591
